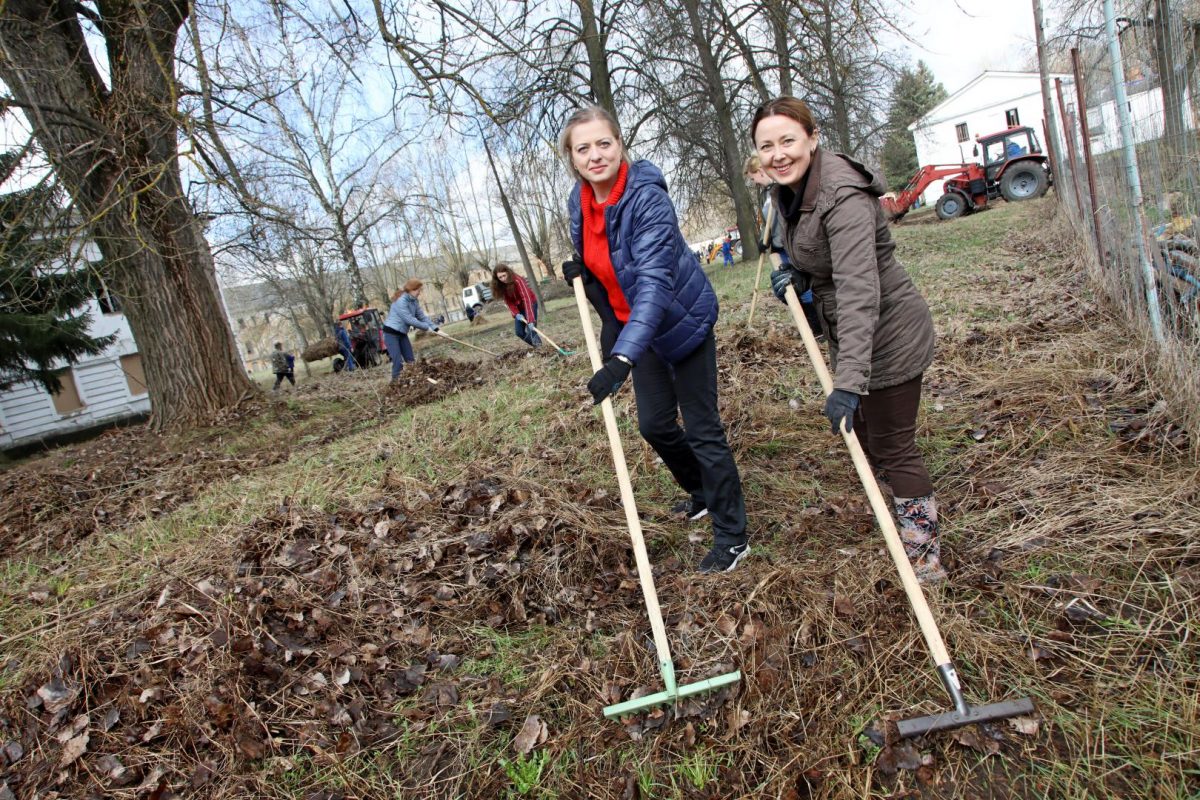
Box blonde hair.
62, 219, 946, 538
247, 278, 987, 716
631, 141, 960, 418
403, 278, 423, 293
558, 105, 630, 180
743, 154, 763, 175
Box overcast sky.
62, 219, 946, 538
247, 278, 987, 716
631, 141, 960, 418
897, 0, 1041, 95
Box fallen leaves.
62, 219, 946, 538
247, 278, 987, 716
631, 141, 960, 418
512, 714, 547, 755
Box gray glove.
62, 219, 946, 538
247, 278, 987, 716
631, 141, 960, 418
770, 267, 810, 303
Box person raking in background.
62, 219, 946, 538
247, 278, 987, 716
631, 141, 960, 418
743, 153, 823, 340
271, 342, 295, 392
382, 279, 439, 382
752, 96, 945, 583
490, 263, 541, 349
333, 321, 356, 373
559, 105, 749, 574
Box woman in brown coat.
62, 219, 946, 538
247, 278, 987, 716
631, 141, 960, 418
752, 96, 945, 583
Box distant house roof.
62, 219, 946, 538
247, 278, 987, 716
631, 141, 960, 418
910, 70, 1071, 131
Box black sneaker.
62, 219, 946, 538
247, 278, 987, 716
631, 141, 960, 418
698, 542, 749, 573
670, 497, 708, 520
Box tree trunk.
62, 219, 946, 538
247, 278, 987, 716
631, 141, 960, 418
575, 0, 617, 118
1032, 0, 1066, 194
1151, 0, 1186, 148
0, 0, 256, 430
482, 136, 545, 312
769, 0, 793, 96
680, 0, 762, 261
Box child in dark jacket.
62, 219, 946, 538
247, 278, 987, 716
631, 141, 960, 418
271, 342, 295, 391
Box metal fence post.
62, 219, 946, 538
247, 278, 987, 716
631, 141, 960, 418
1071, 47, 1105, 268
1104, 0, 1166, 343
1055, 78, 1086, 219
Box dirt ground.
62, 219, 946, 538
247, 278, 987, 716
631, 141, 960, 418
1, 199, 1197, 799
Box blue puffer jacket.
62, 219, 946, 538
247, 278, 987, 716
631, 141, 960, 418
569, 160, 718, 365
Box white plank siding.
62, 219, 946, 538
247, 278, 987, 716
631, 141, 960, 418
0, 326, 152, 450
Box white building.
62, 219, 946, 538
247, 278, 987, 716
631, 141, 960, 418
908, 71, 1069, 204
0, 286, 151, 451
1078, 81, 1196, 155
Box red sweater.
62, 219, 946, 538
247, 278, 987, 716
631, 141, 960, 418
580, 162, 632, 323
502, 273, 538, 321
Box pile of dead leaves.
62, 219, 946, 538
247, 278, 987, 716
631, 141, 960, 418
0, 428, 286, 554
387, 358, 485, 406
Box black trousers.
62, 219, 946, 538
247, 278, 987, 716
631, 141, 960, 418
631, 332, 747, 546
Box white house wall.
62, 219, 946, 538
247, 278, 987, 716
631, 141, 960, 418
1078, 85, 1196, 155
909, 72, 1069, 205
0, 299, 151, 449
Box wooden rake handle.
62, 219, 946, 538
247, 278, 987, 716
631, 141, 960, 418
571, 277, 675, 669
434, 329, 500, 357
782, 285, 953, 669
745, 198, 777, 330
525, 322, 568, 354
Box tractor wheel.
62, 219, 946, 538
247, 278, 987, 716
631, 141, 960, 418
935, 192, 967, 220
1000, 163, 1049, 202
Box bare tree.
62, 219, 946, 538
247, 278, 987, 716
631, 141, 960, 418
0, 1, 255, 430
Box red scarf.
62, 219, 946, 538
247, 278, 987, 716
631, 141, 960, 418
580, 162, 631, 323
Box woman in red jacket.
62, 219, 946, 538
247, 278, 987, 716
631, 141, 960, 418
491, 263, 541, 348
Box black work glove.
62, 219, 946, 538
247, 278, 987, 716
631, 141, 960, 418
562, 259, 587, 285
587, 357, 632, 405
770, 267, 810, 304
823, 389, 860, 435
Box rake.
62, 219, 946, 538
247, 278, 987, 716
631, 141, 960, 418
744, 197, 776, 330
570, 277, 742, 719
781, 284, 1034, 738
433, 329, 500, 358
525, 322, 575, 357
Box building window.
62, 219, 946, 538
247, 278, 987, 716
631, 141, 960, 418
120, 353, 148, 397
1005, 108, 1020, 127
955, 122, 969, 142
95, 282, 122, 315
50, 369, 85, 415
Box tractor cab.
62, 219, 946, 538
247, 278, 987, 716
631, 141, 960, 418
974, 127, 1043, 183
338, 307, 385, 363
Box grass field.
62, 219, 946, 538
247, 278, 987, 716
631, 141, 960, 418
1, 197, 1197, 799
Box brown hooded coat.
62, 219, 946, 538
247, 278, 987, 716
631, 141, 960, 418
774, 148, 935, 394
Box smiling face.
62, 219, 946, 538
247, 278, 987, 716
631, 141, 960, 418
568, 118, 625, 200
753, 114, 819, 189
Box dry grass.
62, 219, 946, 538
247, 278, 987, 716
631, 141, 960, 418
1, 197, 1197, 799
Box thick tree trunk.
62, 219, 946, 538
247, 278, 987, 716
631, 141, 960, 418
680, 0, 761, 261
0, 0, 256, 430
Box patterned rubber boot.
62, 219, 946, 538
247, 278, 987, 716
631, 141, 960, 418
892, 493, 947, 584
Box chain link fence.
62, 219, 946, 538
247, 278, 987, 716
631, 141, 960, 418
1043, 0, 1200, 438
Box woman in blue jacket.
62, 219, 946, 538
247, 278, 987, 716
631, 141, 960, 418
382, 279, 438, 381
560, 106, 748, 574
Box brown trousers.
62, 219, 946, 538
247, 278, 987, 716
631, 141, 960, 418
854, 374, 933, 498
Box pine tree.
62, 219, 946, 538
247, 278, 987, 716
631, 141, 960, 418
881, 62, 949, 192
0, 151, 115, 393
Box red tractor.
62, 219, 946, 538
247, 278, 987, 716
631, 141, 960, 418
881, 126, 1052, 222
